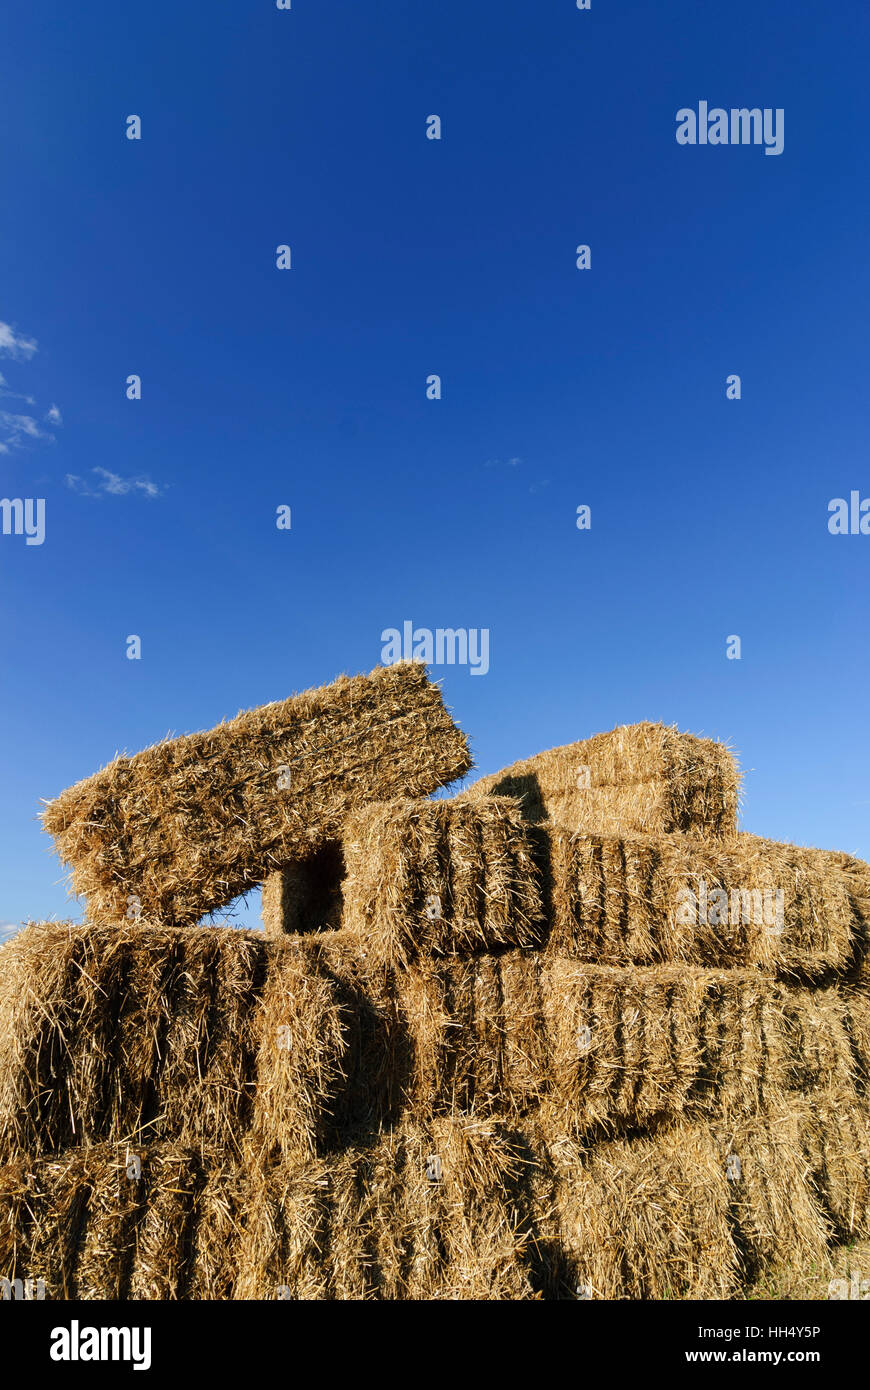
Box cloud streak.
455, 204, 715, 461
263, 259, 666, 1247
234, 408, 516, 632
0, 320, 61, 452
0, 321, 38, 360
66, 467, 165, 499
0, 371, 35, 404
0, 409, 54, 452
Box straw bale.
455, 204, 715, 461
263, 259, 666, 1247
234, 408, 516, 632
234, 1151, 331, 1300
741, 835, 870, 987
74, 1149, 145, 1299
388, 954, 855, 1134
547, 826, 860, 978
340, 796, 544, 966
711, 1101, 833, 1279
42, 663, 471, 928
235, 1117, 535, 1300
422, 1116, 535, 1300
127, 1147, 201, 1299
3, 1098, 863, 1299
0, 1143, 238, 1300
545, 1098, 838, 1296
186, 1165, 248, 1300
799, 1093, 870, 1239
0, 922, 346, 1163
461, 721, 739, 838
0, 1150, 89, 1299
547, 1124, 739, 1299
245, 937, 346, 1164
261, 843, 344, 938
304, 927, 428, 1142
843, 991, 870, 1079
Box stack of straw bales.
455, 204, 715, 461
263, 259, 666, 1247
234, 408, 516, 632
2, 673, 869, 1300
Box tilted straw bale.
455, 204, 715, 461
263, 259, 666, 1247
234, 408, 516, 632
42, 663, 471, 928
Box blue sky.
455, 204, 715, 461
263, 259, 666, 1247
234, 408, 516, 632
1, 0, 868, 932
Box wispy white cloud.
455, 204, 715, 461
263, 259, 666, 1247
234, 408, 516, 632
66, 467, 165, 500
1, 411, 47, 439
0, 321, 38, 360
479, 455, 550, 491
0, 409, 53, 451
0, 922, 21, 945
0, 322, 61, 451
0, 372, 35, 405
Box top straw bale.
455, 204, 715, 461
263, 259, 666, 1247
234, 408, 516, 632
41, 663, 471, 928
461, 722, 739, 839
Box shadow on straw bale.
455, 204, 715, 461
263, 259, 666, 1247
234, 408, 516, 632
460, 722, 740, 839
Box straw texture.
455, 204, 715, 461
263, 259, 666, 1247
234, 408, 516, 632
461, 722, 739, 838
340, 796, 545, 966
546, 826, 863, 979
41, 663, 471, 928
